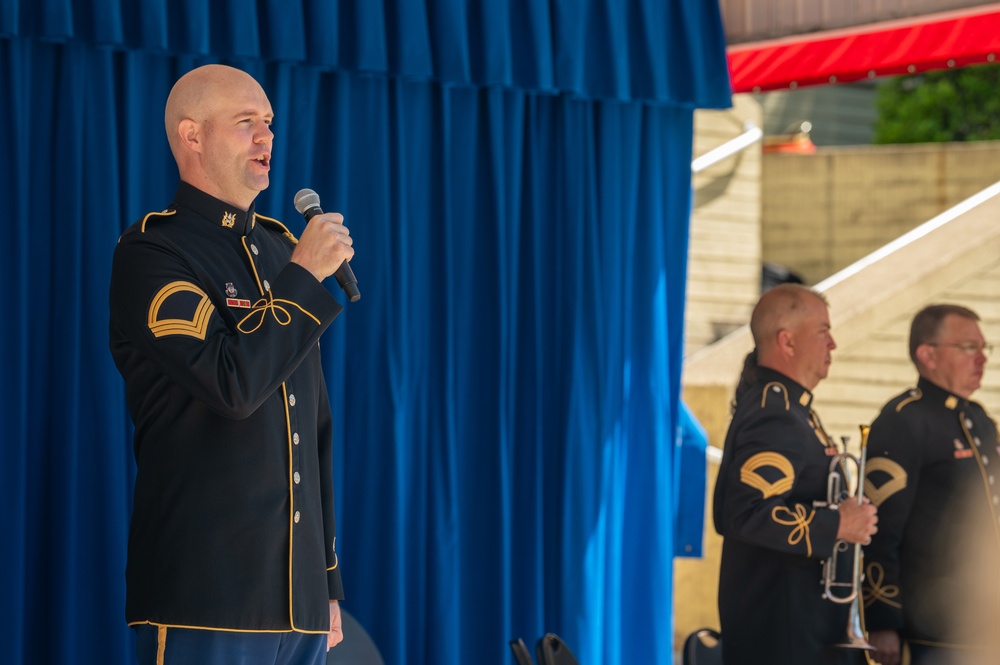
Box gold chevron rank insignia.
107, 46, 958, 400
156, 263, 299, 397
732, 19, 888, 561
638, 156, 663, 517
863, 457, 908, 507
147, 281, 215, 340
740, 452, 795, 499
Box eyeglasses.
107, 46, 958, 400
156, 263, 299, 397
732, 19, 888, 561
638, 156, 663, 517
926, 342, 993, 357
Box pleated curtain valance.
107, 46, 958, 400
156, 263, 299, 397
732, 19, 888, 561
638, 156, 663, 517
0, 0, 731, 107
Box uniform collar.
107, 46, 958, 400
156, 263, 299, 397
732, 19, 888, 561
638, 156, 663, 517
916, 375, 966, 410
756, 366, 813, 409
172, 181, 256, 236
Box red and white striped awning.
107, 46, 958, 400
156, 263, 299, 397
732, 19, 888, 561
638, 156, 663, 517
728, 3, 1000, 93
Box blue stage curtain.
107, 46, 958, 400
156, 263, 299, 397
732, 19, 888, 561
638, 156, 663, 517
0, 0, 730, 106
0, 1, 730, 664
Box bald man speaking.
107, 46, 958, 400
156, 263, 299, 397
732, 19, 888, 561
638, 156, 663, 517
109, 65, 354, 665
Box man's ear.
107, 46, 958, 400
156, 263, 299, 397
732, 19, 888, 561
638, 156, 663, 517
776, 329, 794, 356
915, 343, 936, 371
177, 119, 201, 152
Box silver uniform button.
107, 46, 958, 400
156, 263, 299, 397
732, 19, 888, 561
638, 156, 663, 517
975, 437, 982, 447
294, 471, 301, 484
251, 244, 259, 255
990, 476, 996, 485
966, 418, 974, 429
289, 394, 296, 407
983, 457, 990, 466
993, 496, 999, 505
263, 279, 271, 291
293, 432, 300, 445
294, 511, 301, 523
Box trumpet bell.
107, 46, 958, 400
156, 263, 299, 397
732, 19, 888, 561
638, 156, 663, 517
838, 595, 875, 651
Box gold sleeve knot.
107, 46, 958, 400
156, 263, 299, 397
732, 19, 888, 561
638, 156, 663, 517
771, 504, 815, 557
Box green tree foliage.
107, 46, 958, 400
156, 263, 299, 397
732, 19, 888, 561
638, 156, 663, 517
873, 63, 1000, 144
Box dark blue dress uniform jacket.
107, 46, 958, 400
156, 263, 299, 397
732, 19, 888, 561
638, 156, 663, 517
714, 367, 861, 665
109, 182, 344, 634
862, 377, 1000, 650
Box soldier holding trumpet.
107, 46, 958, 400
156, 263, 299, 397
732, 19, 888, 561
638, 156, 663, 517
714, 284, 879, 665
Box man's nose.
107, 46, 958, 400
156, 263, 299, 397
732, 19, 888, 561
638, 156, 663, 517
256, 122, 273, 143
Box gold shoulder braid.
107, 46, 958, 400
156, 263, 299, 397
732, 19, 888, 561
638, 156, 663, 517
760, 382, 790, 411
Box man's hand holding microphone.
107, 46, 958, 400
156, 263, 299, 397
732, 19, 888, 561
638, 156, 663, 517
291, 189, 360, 301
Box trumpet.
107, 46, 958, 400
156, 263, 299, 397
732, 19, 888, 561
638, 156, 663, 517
815, 424, 875, 651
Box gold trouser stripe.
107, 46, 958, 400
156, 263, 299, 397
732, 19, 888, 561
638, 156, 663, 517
157, 625, 167, 665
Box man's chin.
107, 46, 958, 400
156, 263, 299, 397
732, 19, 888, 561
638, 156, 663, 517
242, 171, 269, 193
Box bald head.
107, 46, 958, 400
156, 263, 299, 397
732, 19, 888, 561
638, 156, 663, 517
163, 64, 274, 209
165, 65, 266, 159
751, 284, 826, 349
751, 284, 836, 389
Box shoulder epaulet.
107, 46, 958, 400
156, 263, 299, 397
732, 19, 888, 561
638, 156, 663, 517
138, 208, 177, 234
894, 388, 922, 413
759, 381, 791, 411
254, 213, 298, 245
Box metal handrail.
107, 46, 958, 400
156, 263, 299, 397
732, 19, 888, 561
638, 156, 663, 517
814, 178, 1000, 291
691, 121, 763, 173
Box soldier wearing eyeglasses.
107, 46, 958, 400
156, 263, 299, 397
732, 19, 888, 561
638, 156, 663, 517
862, 304, 1000, 665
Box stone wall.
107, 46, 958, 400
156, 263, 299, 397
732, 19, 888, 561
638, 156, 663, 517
762, 141, 1000, 286
686, 96, 764, 357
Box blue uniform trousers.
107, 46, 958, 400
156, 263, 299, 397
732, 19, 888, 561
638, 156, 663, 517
134, 625, 327, 665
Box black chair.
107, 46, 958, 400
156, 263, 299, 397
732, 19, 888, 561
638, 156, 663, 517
535, 633, 579, 665
682, 627, 722, 665
509, 637, 536, 665
327, 609, 384, 665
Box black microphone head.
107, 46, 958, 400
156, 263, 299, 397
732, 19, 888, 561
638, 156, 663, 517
293, 188, 321, 215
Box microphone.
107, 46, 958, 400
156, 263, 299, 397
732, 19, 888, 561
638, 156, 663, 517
293, 188, 360, 302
